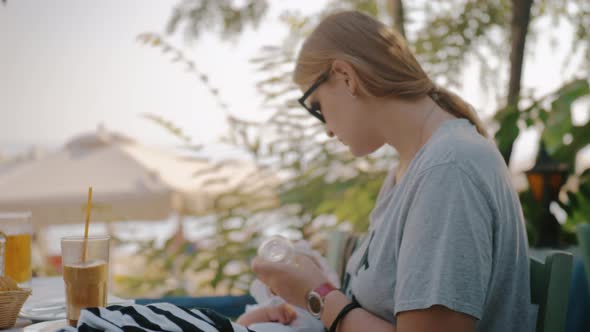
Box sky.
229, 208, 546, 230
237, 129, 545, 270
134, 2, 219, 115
0, 0, 588, 172
0, 1, 323, 156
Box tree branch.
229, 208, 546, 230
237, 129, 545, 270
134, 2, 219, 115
500, 0, 534, 165
389, 0, 406, 39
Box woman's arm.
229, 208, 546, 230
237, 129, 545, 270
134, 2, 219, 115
396, 305, 476, 332
251, 255, 476, 332
321, 290, 395, 332
323, 291, 475, 332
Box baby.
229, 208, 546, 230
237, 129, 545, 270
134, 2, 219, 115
236, 240, 340, 332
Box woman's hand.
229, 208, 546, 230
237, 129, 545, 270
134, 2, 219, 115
251, 254, 331, 309
236, 303, 298, 326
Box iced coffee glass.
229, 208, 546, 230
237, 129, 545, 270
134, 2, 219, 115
61, 235, 110, 327
0, 212, 32, 289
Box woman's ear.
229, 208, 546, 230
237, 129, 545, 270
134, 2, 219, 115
332, 60, 358, 96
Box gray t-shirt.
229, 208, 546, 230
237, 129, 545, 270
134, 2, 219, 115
341, 119, 537, 331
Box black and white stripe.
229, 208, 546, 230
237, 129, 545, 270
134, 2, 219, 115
57, 303, 255, 332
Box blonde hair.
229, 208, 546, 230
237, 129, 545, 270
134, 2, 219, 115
294, 11, 488, 138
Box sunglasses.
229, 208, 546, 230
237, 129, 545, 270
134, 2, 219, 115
298, 70, 331, 123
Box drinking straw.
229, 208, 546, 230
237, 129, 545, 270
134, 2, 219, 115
82, 187, 92, 263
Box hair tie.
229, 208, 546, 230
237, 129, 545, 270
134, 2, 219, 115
430, 87, 441, 103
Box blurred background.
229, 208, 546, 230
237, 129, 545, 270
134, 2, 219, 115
0, 0, 589, 299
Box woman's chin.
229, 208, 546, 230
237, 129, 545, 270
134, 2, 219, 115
348, 145, 371, 157
348, 143, 382, 157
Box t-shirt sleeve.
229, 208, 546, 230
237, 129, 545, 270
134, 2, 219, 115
394, 163, 494, 320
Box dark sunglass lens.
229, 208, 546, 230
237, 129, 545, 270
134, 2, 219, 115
310, 101, 321, 113
310, 103, 325, 123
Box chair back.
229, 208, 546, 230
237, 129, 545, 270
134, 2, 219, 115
530, 251, 573, 332
576, 224, 590, 288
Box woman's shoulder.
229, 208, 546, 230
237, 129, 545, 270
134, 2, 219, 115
406, 119, 511, 208
415, 119, 505, 176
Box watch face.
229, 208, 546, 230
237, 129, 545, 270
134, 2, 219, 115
307, 292, 322, 316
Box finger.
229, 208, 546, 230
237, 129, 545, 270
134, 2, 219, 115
294, 254, 312, 267
251, 256, 264, 273
304, 253, 323, 269
252, 256, 290, 273
285, 305, 297, 321
252, 257, 293, 282
266, 307, 280, 322
251, 257, 272, 283
251, 256, 276, 276
279, 306, 290, 324
281, 304, 297, 323
295, 253, 319, 267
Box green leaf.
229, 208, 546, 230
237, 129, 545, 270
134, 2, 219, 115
494, 105, 520, 163
542, 79, 590, 164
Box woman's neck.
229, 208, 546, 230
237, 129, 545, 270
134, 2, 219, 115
374, 97, 457, 179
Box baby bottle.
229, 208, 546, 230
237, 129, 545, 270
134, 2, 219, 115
257, 235, 295, 264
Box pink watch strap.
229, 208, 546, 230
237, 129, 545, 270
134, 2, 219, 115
314, 282, 338, 298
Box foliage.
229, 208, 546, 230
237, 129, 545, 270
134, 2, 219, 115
114, 217, 260, 297
498, 78, 590, 246
166, 0, 269, 41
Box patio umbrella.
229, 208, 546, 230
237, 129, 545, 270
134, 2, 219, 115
0, 126, 279, 227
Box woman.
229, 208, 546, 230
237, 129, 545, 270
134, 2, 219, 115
252, 11, 537, 332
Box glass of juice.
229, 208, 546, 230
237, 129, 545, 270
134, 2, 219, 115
0, 212, 32, 289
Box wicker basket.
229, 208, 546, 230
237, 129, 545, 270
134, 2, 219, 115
0, 289, 31, 329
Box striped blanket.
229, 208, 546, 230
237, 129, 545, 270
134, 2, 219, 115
57, 303, 256, 332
